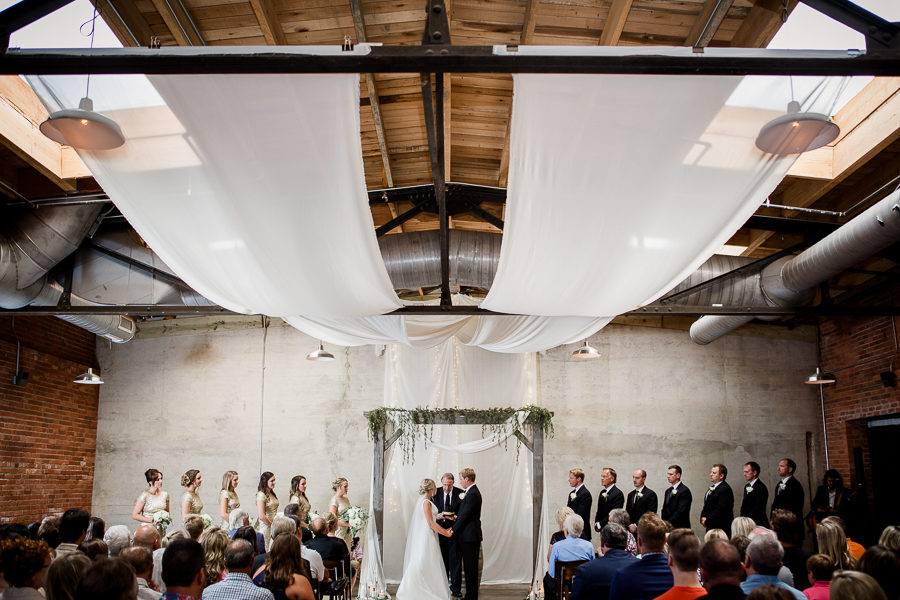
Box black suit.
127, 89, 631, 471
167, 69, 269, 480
771, 476, 804, 521
661, 483, 692, 529
625, 487, 658, 526
740, 479, 770, 528
593, 486, 625, 530
453, 484, 482, 600
567, 486, 593, 541
701, 481, 734, 537
433, 486, 464, 595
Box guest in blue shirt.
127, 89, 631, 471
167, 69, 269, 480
740, 536, 805, 600
544, 514, 595, 597
609, 513, 674, 600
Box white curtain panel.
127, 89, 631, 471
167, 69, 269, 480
482, 47, 846, 316
381, 339, 539, 583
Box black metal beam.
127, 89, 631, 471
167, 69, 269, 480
460, 197, 504, 230
0, 305, 234, 316
801, 0, 900, 49
85, 241, 191, 288
743, 215, 839, 237
374, 202, 429, 236
0, 0, 74, 52
2, 47, 898, 76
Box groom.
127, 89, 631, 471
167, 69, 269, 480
451, 468, 482, 600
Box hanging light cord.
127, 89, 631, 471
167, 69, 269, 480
79, 5, 101, 98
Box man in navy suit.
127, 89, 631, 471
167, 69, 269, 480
593, 468, 625, 533
567, 468, 593, 541
770, 458, 804, 523
433, 472, 464, 597
609, 513, 673, 600
452, 467, 482, 600
570, 523, 637, 600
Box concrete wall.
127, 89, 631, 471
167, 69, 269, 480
94, 321, 822, 545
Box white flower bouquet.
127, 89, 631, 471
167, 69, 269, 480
152, 510, 172, 533
341, 506, 369, 537
200, 513, 214, 528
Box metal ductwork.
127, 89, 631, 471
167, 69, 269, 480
0, 204, 137, 343
690, 189, 900, 344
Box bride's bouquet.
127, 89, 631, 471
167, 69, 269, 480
341, 506, 369, 537
152, 510, 172, 534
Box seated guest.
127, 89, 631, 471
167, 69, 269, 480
740, 536, 804, 600
56, 509, 90, 561
543, 514, 594, 597
283, 504, 312, 543
857, 545, 900, 600
38, 517, 62, 555
103, 525, 132, 557
183, 515, 205, 542
119, 546, 159, 600
201, 540, 274, 600
746, 586, 796, 600
815, 521, 855, 571
198, 527, 229, 587
84, 518, 105, 543
608, 508, 638, 556
802, 554, 834, 600
232, 525, 260, 559
261, 535, 316, 600
45, 552, 92, 600
732, 517, 757, 539
285, 516, 326, 583
822, 517, 864, 562
229, 508, 265, 553
571, 523, 637, 600
706, 529, 729, 543
0, 538, 52, 600
133, 526, 160, 552
829, 571, 887, 600
252, 517, 312, 584
609, 513, 674, 600
771, 510, 810, 591
160, 538, 205, 600
879, 525, 900, 553
731, 536, 751, 565
653, 529, 706, 600
306, 515, 351, 573
699, 539, 745, 599
549, 506, 575, 559
73, 557, 137, 600
749, 527, 795, 587
76, 539, 108, 560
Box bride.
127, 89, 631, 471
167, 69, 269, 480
397, 478, 454, 600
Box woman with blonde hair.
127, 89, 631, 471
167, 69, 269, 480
548, 506, 575, 559
816, 520, 856, 570
830, 570, 887, 600
704, 528, 729, 543
731, 516, 756, 538
219, 470, 240, 528
181, 469, 204, 521
879, 524, 900, 552
328, 476, 352, 551
199, 526, 229, 587
396, 478, 453, 600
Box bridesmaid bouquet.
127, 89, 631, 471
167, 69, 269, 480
200, 514, 214, 528
342, 506, 369, 537
152, 510, 172, 533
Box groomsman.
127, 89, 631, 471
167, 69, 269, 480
594, 468, 625, 533
740, 461, 770, 528
771, 457, 804, 522
625, 469, 658, 533
661, 464, 692, 529
700, 463, 734, 537
567, 468, 593, 541
453, 468, 482, 600
434, 472, 463, 597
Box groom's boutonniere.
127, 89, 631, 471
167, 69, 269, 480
458, 492, 466, 500
569, 492, 577, 501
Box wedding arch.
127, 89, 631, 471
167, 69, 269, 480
365, 406, 553, 565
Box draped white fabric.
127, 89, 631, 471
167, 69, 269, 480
381, 339, 540, 583
481, 47, 847, 316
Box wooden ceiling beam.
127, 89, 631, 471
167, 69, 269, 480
599, 0, 634, 46
730, 0, 798, 48
249, 0, 287, 46
95, 0, 149, 47
149, 0, 203, 46
685, 0, 735, 48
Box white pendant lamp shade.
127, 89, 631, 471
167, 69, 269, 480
755, 100, 839, 156
306, 341, 335, 362
571, 339, 601, 360
40, 96, 125, 150
74, 367, 104, 384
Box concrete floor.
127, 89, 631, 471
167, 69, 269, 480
383, 584, 531, 600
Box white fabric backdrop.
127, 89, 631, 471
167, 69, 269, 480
380, 339, 539, 584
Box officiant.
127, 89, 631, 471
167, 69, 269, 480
433, 472, 464, 598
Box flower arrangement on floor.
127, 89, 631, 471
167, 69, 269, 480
152, 510, 172, 534
357, 582, 390, 600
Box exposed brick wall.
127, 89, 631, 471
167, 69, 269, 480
0, 317, 99, 524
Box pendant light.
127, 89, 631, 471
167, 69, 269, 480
74, 368, 104, 384
306, 341, 335, 362
571, 339, 601, 360
755, 100, 839, 155
804, 367, 836, 385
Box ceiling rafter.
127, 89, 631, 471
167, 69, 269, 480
599, 0, 634, 46
730, 0, 799, 48
249, 0, 286, 46
685, 0, 735, 48
149, 0, 203, 46
94, 0, 149, 47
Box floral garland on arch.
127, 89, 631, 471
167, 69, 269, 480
365, 405, 554, 463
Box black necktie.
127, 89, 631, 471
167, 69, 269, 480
445, 492, 449, 511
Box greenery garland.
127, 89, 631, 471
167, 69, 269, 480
365, 405, 554, 463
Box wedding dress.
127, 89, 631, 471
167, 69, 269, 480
396, 495, 451, 600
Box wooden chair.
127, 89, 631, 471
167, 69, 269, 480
555, 559, 589, 600
321, 559, 350, 600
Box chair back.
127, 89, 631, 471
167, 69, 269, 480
556, 559, 589, 600
321, 559, 350, 600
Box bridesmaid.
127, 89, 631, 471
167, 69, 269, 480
328, 476, 352, 551
256, 471, 279, 549
132, 468, 170, 528
181, 469, 204, 521
219, 470, 240, 528
289, 475, 311, 535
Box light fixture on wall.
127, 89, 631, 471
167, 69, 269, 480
755, 100, 839, 156
74, 368, 104, 384
804, 367, 836, 385
571, 339, 600, 360
306, 341, 335, 362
